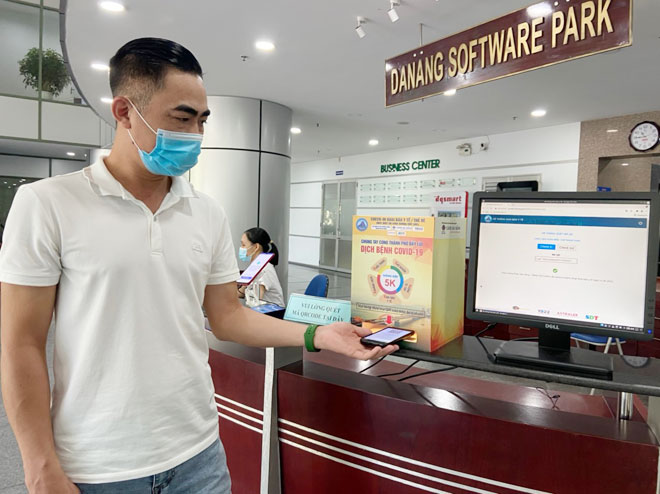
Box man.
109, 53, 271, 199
0, 38, 396, 493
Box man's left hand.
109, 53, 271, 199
314, 322, 399, 360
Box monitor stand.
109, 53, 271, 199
492, 329, 614, 380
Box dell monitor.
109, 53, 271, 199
466, 192, 659, 379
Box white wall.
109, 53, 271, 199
0, 96, 38, 139
289, 122, 580, 268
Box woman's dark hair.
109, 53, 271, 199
245, 227, 279, 266
109, 38, 203, 108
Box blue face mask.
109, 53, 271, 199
238, 247, 250, 262
127, 100, 203, 177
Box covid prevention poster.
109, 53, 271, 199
351, 215, 465, 352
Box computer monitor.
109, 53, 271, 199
466, 192, 659, 379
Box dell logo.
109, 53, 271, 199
545, 324, 560, 330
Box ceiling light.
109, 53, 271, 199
91, 62, 109, 71
369, 139, 379, 146
290, 127, 302, 135
99, 1, 125, 12
355, 16, 366, 39
387, 1, 400, 22
255, 40, 275, 52
444, 89, 457, 96
606, 129, 618, 133
526, 3, 552, 17
100, 96, 113, 104
67, 152, 75, 156
621, 162, 629, 166
531, 108, 547, 117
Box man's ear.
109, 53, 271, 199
112, 97, 133, 130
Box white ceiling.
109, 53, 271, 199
62, 0, 660, 163
0, 137, 89, 161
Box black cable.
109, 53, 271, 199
358, 356, 388, 374
474, 322, 497, 338
535, 386, 560, 409
474, 322, 498, 362
376, 359, 420, 378
397, 366, 457, 382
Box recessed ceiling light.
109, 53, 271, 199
527, 4, 552, 17
67, 152, 76, 156
621, 162, 630, 166
531, 108, 547, 117
606, 129, 619, 133
444, 89, 457, 96
255, 40, 275, 52
396, 121, 409, 125
99, 1, 125, 12
100, 96, 113, 104
290, 127, 302, 135
91, 62, 109, 71
369, 139, 379, 146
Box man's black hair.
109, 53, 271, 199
109, 38, 203, 108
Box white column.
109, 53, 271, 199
191, 96, 292, 296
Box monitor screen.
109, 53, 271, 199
467, 192, 658, 341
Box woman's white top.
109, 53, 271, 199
245, 263, 285, 308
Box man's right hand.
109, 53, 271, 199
25, 465, 80, 494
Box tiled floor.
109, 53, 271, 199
0, 264, 629, 491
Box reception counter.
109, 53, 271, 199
207, 333, 660, 494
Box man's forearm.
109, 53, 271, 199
1, 345, 61, 477
210, 303, 306, 348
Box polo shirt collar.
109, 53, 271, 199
85, 159, 197, 200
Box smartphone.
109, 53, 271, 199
360, 327, 415, 347
237, 253, 275, 285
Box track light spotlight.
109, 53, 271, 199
388, 1, 400, 22
355, 16, 366, 39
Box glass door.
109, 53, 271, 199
319, 181, 356, 272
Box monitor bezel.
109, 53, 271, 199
466, 191, 658, 341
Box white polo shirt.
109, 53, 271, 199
0, 159, 239, 483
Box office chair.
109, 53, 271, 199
304, 274, 329, 298
570, 333, 626, 356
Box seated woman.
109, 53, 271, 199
237, 227, 285, 308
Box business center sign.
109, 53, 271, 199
385, 0, 631, 107
381, 159, 440, 174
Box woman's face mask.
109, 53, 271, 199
238, 244, 254, 262
126, 99, 203, 177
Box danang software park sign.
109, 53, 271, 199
385, 0, 631, 107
